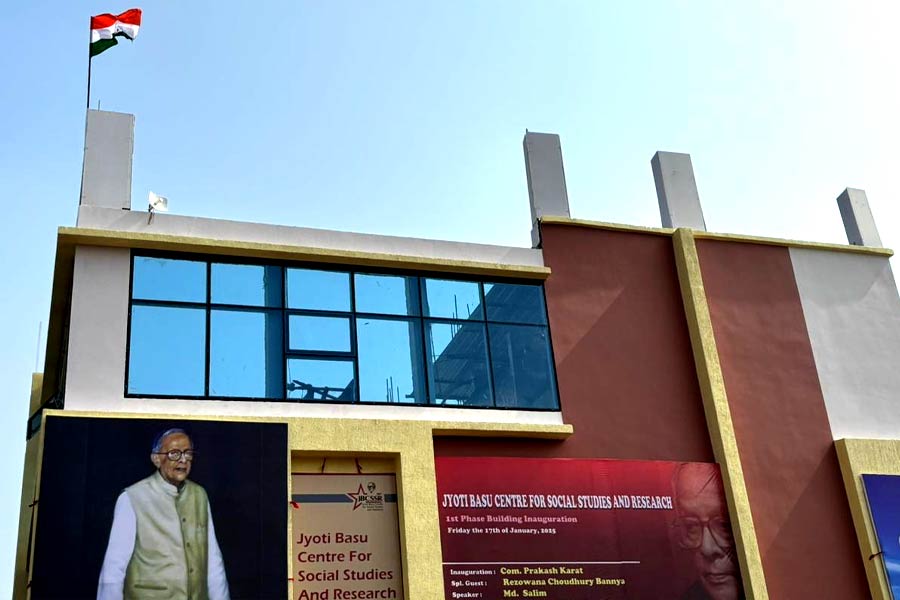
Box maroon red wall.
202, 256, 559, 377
435, 224, 713, 462
697, 239, 868, 599
435, 225, 872, 598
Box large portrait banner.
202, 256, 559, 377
436, 457, 744, 600
292, 474, 404, 600
29, 415, 288, 600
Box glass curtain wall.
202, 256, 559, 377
128, 255, 559, 410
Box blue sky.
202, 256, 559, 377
1, 1, 899, 595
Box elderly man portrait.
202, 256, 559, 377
97, 428, 230, 600
672, 462, 743, 600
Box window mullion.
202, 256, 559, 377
282, 266, 289, 400
349, 273, 359, 403
480, 282, 497, 408
419, 278, 432, 405
204, 261, 211, 397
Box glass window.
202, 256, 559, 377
286, 358, 355, 402
489, 324, 558, 409
128, 305, 205, 395
484, 283, 547, 325
288, 315, 351, 353
355, 274, 420, 316
129, 254, 560, 411
286, 268, 350, 312
422, 278, 483, 320
357, 318, 425, 404
425, 321, 492, 406
132, 257, 206, 303
210, 310, 283, 398
211, 264, 282, 307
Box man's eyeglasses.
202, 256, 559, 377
672, 516, 733, 549
155, 449, 196, 462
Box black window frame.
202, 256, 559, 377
125, 250, 562, 412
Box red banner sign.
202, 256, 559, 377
436, 457, 743, 600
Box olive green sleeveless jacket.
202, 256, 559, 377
123, 472, 209, 599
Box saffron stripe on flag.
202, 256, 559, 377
90, 14, 118, 29
91, 9, 142, 30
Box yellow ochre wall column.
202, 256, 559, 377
13, 435, 40, 600
288, 418, 445, 599
835, 438, 900, 600
672, 228, 769, 599
14, 374, 44, 600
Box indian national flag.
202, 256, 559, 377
90, 9, 142, 57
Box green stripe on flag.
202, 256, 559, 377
90, 37, 118, 57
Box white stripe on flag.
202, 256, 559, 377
90, 23, 140, 44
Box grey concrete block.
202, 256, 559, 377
837, 188, 882, 247
80, 109, 134, 211
523, 132, 570, 246
651, 151, 706, 230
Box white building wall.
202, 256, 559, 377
791, 248, 900, 440
64, 244, 562, 426
77, 206, 544, 268
66, 246, 131, 409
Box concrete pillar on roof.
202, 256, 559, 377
523, 131, 570, 248
79, 109, 134, 212
651, 151, 706, 231
837, 188, 882, 247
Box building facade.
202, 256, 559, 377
14, 110, 900, 599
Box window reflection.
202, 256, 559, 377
355, 274, 420, 316
210, 310, 283, 398
132, 257, 206, 303
484, 283, 547, 325
286, 268, 350, 312
212, 264, 282, 307
357, 318, 425, 403
288, 315, 352, 353
286, 358, 355, 402
425, 321, 493, 406
422, 279, 483, 320
128, 305, 205, 395
489, 324, 558, 409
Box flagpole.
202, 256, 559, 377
86, 17, 92, 110
81, 16, 92, 206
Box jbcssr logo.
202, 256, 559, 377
347, 481, 384, 511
